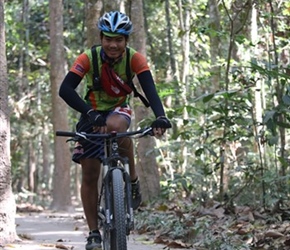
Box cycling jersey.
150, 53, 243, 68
69, 46, 149, 111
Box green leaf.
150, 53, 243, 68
263, 110, 276, 123
203, 93, 215, 103
195, 148, 204, 156
276, 121, 290, 128
268, 135, 279, 146
282, 95, 290, 105
235, 35, 247, 44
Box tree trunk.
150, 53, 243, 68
130, 0, 160, 201
208, 0, 221, 91
42, 126, 51, 190
28, 140, 36, 193
85, 0, 102, 48
49, 0, 72, 211
104, 0, 121, 12
178, 0, 190, 173
0, 0, 18, 243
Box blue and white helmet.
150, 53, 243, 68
98, 11, 133, 36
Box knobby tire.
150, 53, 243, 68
111, 168, 127, 250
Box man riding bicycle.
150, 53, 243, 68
59, 11, 171, 250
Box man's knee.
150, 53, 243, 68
81, 159, 101, 185
106, 114, 129, 132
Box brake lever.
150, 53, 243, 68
65, 132, 87, 143
66, 138, 77, 143
141, 127, 153, 137
76, 132, 87, 139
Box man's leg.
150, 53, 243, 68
106, 114, 141, 209
106, 114, 136, 179
119, 137, 137, 181
80, 158, 101, 231
80, 158, 102, 250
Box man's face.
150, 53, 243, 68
101, 35, 127, 59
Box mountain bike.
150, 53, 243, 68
56, 127, 153, 250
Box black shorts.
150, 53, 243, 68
72, 106, 132, 164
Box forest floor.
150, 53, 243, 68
3, 199, 290, 250
1, 204, 190, 250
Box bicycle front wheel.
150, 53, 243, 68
110, 168, 127, 250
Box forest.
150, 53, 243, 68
1, 0, 290, 248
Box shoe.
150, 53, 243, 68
131, 179, 142, 210
85, 231, 102, 250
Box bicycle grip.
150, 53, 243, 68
56, 131, 76, 137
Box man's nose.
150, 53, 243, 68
109, 42, 117, 48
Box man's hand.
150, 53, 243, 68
86, 109, 107, 133
151, 116, 171, 137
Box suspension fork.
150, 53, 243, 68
101, 158, 113, 227
123, 158, 134, 231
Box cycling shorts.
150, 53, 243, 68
72, 106, 132, 164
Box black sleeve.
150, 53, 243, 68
59, 72, 92, 114
137, 70, 165, 118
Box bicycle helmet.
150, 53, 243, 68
98, 11, 133, 36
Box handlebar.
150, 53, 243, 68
56, 127, 153, 140
55, 131, 77, 137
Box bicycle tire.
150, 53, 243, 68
111, 168, 127, 250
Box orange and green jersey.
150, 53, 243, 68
69, 46, 149, 111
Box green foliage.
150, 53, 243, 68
6, 0, 86, 193
5, 0, 290, 230
250, 61, 290, 145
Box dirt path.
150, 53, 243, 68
2, 211, 167, 250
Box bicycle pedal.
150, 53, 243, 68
98, 212, 105, 220
98, 207, 106, 221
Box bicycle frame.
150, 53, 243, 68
100, 132, 134, 234
56, 127, 152, 250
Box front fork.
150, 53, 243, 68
98, 158, 134, 233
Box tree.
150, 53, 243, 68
0, 0, 17, 243
85, 0, 102, 47
49, 0, 72, 211
130, 0, 161, 201
103, 0, 120, 12
4, 0, 290, 221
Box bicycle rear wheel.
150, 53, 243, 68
110, 168, 127, 250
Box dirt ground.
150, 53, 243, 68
1, 209, 171, 250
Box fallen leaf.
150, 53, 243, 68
18, 233, 33, 240
166, 240, 191, 248
3, 244, 17, 248
56, 243, 71, 249
213, 207, 225, 218
157, 204, 168, 211
237, 228, 249, 235
265, 230, 284, 239
154, 236, 169, 244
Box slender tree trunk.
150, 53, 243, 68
73, 164, 81, 202
163, 0, 176, 180
220, 0, 252, 199
42, 126, 50, 189
130, 0, 161, 201
208, 0, 226, 198
49, 0, 72, 211
28, 141, 36, 193
267, 1, 287, 197
208, 0, 221, 90
250, 4, 266, 204
178, 0, 190, 173
0, 0, 18, 243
